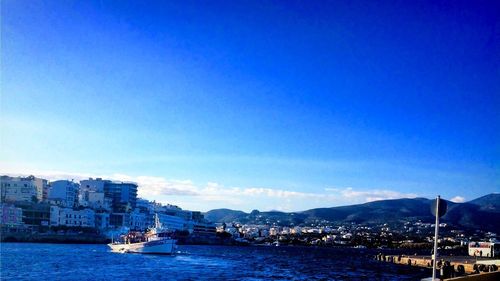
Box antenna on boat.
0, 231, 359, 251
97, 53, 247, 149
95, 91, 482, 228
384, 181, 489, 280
154, 213, 162, 229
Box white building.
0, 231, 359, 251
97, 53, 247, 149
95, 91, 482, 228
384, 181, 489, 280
224, 227, 240, 238
80, 178, 138, 213
1, 175, 39, 202
50, 206, 95, 228
269, 227, 278, 236
130, 209, 148, 230
243, 227, 260, 239
281, 227, 291, 235
322, 234, 337, 243
95, 212, 110, 230
469, 242, 500, 257
78, 189, 111, 211
49, 180, 79, 208
342, 233, 353, 239
291, 226, 302, 235
157, 213, 186, 231
136, 198, 152, 211
80, 178, 106, 192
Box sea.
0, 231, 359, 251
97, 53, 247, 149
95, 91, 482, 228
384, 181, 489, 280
1, 243, 431, 280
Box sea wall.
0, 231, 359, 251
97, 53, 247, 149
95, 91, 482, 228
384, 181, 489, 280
376, 254, 499, 279
446, 271, 500, 281
1, 231, 109, 244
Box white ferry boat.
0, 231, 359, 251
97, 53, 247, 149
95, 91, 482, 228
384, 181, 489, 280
108, 214, 177, 255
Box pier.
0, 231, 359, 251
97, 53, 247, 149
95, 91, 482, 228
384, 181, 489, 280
376, 254, 499, 280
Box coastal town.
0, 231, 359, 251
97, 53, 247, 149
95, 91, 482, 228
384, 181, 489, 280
222, 220, 498, 251
1, 174, 498, 253
0, 175, 217, 243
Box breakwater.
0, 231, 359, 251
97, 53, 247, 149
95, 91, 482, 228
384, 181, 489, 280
375, 253, 499, 280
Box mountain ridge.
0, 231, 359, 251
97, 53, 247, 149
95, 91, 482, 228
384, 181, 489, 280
204, 194, 500, 232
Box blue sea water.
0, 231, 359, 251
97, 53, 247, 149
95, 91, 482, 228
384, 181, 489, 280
1, 243, 430, 280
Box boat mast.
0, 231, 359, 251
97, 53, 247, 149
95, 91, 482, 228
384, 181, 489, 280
154, 213, 162, 229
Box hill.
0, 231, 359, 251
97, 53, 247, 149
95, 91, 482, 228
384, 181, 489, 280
468, 193, 500, 212
204, 208, 247, 223
302, 197, 440, 224
204, 194, 500, 232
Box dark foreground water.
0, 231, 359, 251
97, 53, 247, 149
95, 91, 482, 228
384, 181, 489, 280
1, 243, 431, 280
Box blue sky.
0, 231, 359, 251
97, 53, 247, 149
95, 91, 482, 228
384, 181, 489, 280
1, 0, 499, 211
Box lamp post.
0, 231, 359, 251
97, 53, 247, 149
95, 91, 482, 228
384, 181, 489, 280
431, 195, 447, 281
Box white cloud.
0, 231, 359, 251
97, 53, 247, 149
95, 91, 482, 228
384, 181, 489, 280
450, 196, 465, 203
134, 177, 198, 197
0, 168, 419, 211
325, 187, 417, 203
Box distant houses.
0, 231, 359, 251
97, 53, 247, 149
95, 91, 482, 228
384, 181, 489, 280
0, 175, 215, 237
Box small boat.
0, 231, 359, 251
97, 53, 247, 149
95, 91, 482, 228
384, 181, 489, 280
108, 214, 177, 255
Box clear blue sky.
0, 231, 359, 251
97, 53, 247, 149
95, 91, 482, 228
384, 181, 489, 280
1, 0, 499, 211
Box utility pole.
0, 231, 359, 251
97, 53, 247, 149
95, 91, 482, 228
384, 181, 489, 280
432, 195, 440, 281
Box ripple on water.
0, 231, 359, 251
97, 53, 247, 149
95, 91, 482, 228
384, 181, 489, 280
1, 243, 430, 280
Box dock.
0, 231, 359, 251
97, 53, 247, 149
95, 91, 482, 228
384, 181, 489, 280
375, 254, 499, 280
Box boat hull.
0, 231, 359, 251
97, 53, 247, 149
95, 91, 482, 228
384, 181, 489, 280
108, 239, 176, 255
